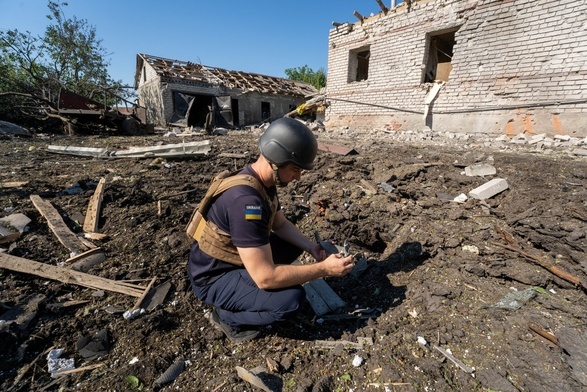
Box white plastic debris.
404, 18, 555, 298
378, 183, 395, 193
462, 245, 480, 254
417, 336, 428, 346
453, 193, 468, 203
352, 355, 364, 367
123, 308, 146, 320
47, 348, 75, 377
129, 357, 139, 365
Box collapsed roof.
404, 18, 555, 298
135, 53, 317, 97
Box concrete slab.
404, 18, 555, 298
464, 163, 497, 177
468, 178, 509, 200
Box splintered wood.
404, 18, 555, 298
29, 194, 90, 254
83, 177, 106, 233
0, 253, 145, 297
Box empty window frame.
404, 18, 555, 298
423, 29, 458, 83
348, 46, 370, 82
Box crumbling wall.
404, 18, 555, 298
158, 80, 224, 126
137, 79, 164, 127
139, 78, 303, 127
325, 0, 587, 137
236, 92, 302, 125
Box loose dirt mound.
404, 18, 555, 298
1, 129, 586, 391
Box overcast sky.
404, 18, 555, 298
0, 0, 404, 86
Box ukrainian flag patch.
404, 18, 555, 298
245, 205, 262, 220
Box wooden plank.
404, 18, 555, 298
133, 276, 157, 310
29, 195, 88, 254
0, 252, 144, 297
83, 178, 106, 233
0, 181, 28, 188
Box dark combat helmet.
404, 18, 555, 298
258, 118, 318, 170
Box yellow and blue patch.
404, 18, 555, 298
245, 205, 262, 220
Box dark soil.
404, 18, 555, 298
1, 128, 586, 392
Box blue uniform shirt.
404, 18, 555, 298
188, 165, 279, 286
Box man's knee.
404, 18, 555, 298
272, 286, 306, 322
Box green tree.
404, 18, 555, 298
285, 65, 326, 90
44, 1, 112, 98
0, 1, 125, 131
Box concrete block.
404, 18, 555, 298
468, 178, 509, 200
528, 133, 546, 145
464, 163, 497, 177
510, 139, 528, 144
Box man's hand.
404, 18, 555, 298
321, 253, 354, 277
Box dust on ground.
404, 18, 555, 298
1, 128, 586, 391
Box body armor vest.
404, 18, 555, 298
186, 170, 278, 265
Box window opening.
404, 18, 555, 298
348, 46, 370, 82
423, 30, 457, 83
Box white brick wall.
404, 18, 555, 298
325, 0, 587, 137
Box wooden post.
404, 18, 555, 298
375, 0, 389, 13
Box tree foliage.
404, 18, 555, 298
0, 1, 124, 129
44, 1, 112, 97
285, 65, 326, 90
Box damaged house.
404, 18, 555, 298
134, 54, 317, 129
325, 0, 587, 137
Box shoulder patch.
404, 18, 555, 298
245, 205, 262, 220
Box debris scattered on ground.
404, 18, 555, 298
152, 359, 185, 388
0, 127, 585, 391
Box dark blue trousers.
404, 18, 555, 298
191, 234, 306, 329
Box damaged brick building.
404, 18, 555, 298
134, 54, 317, 129
325, 0, 587, 137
